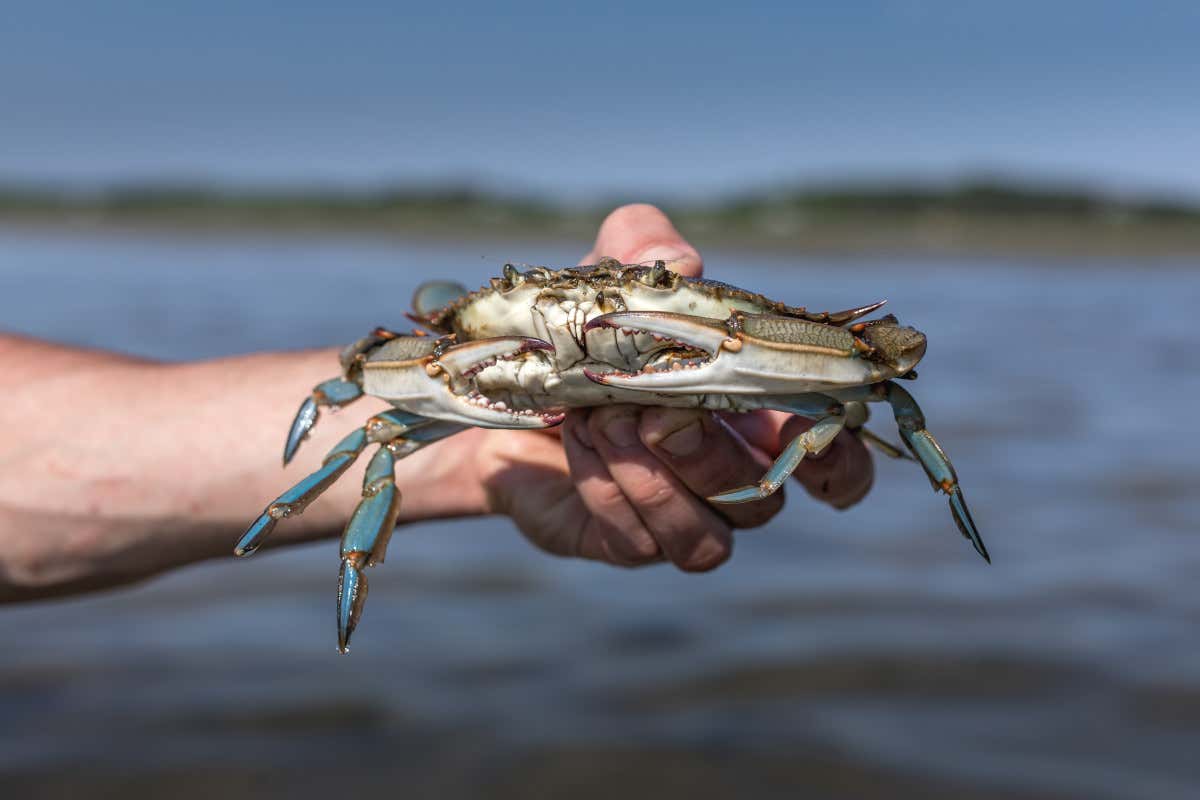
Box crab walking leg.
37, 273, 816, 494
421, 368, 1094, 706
283, 377, 364, 465
237, 409, 442, 558
882, 381, 989, 562
235, 428, 369, 556
709, 406, 848, 504
842, 400, 912, 461
834, 382, 989, 562
364, 408, 437, 443
336, 420, 468, 654
336, 447, 398, 655
855, 427, 911, 460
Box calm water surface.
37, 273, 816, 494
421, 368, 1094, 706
0, 227, 1197, 799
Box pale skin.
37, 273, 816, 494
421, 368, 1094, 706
0, 204, 872, 601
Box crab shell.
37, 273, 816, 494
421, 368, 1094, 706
354, 259, 924, 427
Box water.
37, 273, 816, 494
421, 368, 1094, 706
1, 226, 1197, 799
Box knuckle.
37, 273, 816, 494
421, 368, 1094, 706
693, 461, 745, 497
639, 407, 703, 446
627, 480, 679, 515
589, 479, 630, 511
658, 416, 754, 494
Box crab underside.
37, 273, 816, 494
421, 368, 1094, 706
235, 259, 987, 653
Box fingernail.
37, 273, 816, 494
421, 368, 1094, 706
601, 411, 641, 448
655, 419, 704, 457
573, 418, 595, 449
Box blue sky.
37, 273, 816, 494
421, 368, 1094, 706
2, 1, 1197, 199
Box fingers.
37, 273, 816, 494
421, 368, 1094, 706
579, 203, 703, 278
560, 411, 664, 566
638, 407, 783, 529
577, 405, 738, 573
563, 203, 727, 570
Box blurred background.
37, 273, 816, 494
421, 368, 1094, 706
1, 3, 1197, 798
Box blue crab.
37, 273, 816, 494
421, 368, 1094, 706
236, 259, 987, 652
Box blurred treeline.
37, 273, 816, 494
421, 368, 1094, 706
2, 179, 1198, 257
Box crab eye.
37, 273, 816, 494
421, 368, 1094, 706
412, 281, 469, 317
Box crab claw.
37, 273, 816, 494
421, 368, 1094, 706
435, 336, 552, 376
583, 311, 889, 394
362, 335, 564, 429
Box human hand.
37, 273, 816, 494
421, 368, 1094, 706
465, 204, 874, 571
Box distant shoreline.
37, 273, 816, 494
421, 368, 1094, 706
3, 180, 1199, 259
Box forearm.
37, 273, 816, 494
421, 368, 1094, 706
0, 335, 487, 600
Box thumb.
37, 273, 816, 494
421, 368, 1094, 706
580, 204, 703, 278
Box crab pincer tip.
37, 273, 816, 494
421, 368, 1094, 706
708, 484, 768, 505
282, 396, 319, 466
581, 316, 618, 333
337, 555, 369, 655
518, 338, 555, 353
969, 528, 991, 564
583, 368, 626, 385
949, 491, 990, 564
234, 512, 276, 557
